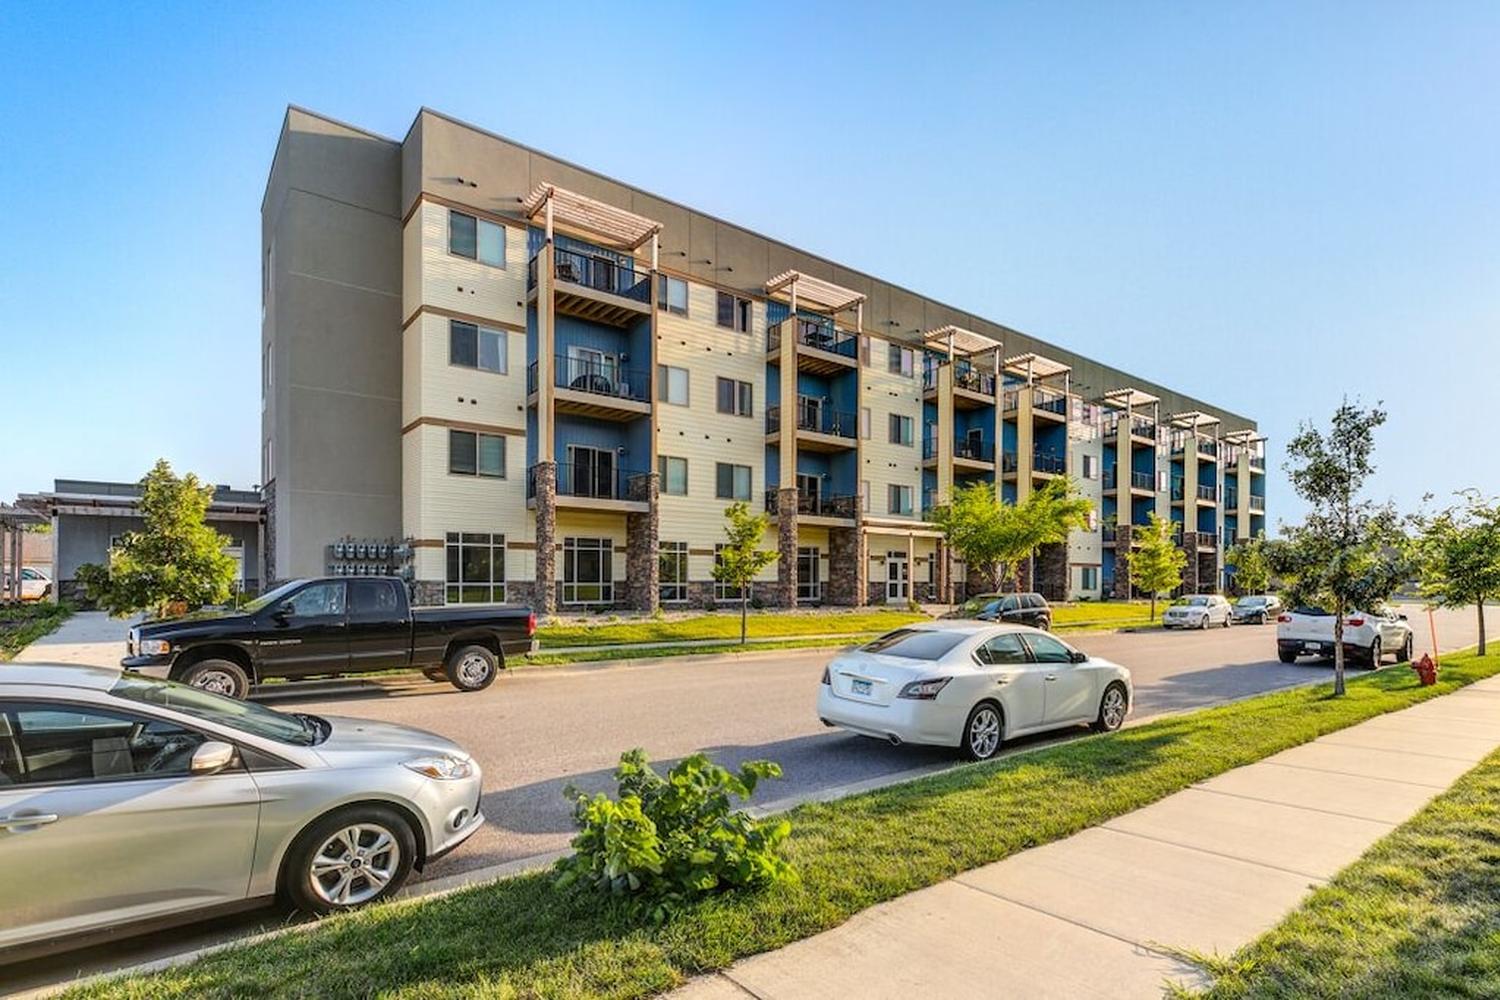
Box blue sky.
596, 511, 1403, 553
2, 2, 1496, 524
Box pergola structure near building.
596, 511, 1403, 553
1004, 352, 1072, 394
523, 183, 663, 261
922, 324, 1002, 359
764, 271, 866, 330
0, 504, 47, 603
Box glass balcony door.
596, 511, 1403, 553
567, 444, 615, 498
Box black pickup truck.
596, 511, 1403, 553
121, 577, 535, 698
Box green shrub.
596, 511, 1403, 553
555, 749, 794, 922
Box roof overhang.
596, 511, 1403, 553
764, 271, 866, 315
1222, 429, 1264, 445
523, 184, 663, 251
1102, 387, 1160, 409
922, 325, 1001, 356
1168, 410, 1221, 431
1004, 352, 1071, 381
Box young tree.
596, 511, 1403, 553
1012, 478, 1094, 592
712, 502, 779, 644
1127, 512, 1187, 621
1410, 491, 1500, 656
931, 482, 1007, 593
1273, 401, 1407, 696
77, 460, 238, 617
1224, 536, 1272, 595
932, 478, 1092, 595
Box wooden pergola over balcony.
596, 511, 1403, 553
523, 184, 663, 260
764, 271, 866, 329
923, 325, 1001, 358
1004, 352, 1071, 388
1168, 410, 1221, 432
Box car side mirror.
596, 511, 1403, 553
1069, 650, 1088, 664
272, 601, 294, 621
1398, 613, 1408, 621
190, 741, 236, 776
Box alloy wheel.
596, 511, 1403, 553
968, 706, 1001, 759
457, 652, 492, 687
309, 824, 401, 907
1100, 687, 1127, 730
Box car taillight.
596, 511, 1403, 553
527, 612, 537, 637
1277, 614, 1291, 622
1347, 617, 1365, 627
820, 666, 831, 685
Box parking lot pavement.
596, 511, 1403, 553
3, 604, 1476, 995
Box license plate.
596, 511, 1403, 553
851, 678, 872, 696
1303, 642, 1320, 652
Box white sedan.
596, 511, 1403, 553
817, 622, 1132, 761
1163, 594, 1233, 629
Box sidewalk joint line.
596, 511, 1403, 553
1314, 738, 1491, 763
1258, 759, 1454, 789
950, 878, 1184, 959
1097, 825, 1331, 882
1187, 784, 1417, 824
717, 971, 766, 999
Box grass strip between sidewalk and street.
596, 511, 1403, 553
522, 634, 881, 667
535, 609, 927, 648
0, 602, 73, 662
1179, 742, 1500, 998
66, 651, 1500, 1000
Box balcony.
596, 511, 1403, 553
765, 403, 857, 452
1002, 389, 1019, 413
1102, 523, 1118, 544
1103, 466, 1118, 491
527, 462, 650, 513
1196, 484, 1218, 503
1001, 450, 1019, 474
1197, 438, 1219, 460
530, 354, 651, 419
1033, 451, 1066, 476
1249, 494, 1266, 512
767, 318, 858, 375
1032, 387, 1068, 420
1106, 417, 1156, 443
764, 488, 858, 522
1250, 455, 1265, 472
1130, 470, 1155, 493
1184, 530, 1219, 550
1171, 478, 1185, 502
954, 437, 995, 470
1224, 490, 1239, 509
528, 248, 652, 326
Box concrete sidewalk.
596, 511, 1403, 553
672, 674, 1500, 1000
12, 610, 134, 667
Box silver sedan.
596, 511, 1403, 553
0, 663, 484, 960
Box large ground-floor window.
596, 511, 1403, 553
797, 546, 822, 602
446, 532, 505, 603
563, 536, 614, 605
660, 541, 688, 604
713, 544, 743, 602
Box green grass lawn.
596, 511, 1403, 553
1051, 600, 1160, 631
523, 635, 879, 667
1182, 744, 1500, 998
0, 602, 73, 662
536, 609, 927, 648
68, 650, 1500, 999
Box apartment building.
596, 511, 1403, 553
261, 106, 1266, 613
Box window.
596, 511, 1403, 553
1082, 454, 1097, 480
713, 544, 744, 601
861, 407, 871, 439
446, 532, 505, 603
263, 437, 273, 484
1081, 567, 1099, 590
284, 581, 346, 618
716, 292, 750, 332
1025, 633, 1077, 663
660, 541, 688, 603
887, 343, 915, 376
716, 377, 752, 416
657, 365, 689, 406
562, 537, 613, 605
449, 320, 507, 373
862, 480, 872, 513
449, 429, 506, 478
448, 210, 505, 267
860, 628, 966, 661
658, 455, 688, 496
974, 633, 1029, 665
108, 674, 318, 746
658, 275, 688, 315
797, 546, 822, 602
349, 579, 402, 615
1158, 470, 1169, 493
1, 703, 214, 785
889, 414, 914, 446
889, 484, 914, 516
261, 341, 272, 404
716, 463, 752, 501
1087, 509, 1098, 531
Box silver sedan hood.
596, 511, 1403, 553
312, 715, 468, 763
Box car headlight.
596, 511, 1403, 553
897, 677, 952, 700
139, 638, 172, 656
402, 754, 475, 780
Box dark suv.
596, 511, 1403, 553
954, 592, 1052, 630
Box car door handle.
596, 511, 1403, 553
1044, 674, 1058, 682
0, 813, 60, 830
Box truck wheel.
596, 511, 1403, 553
1277, 650, 1297, 664
446, 644, 498, 692
180, 658, 250, 699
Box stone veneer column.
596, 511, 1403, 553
533, 461, 557, 616
1114, 524, 1134, 600
776, 486, 799, 608
936, 539, 950, 606
625, 472, 660, 613
827, 523, 867, 607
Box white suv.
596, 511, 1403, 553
1163, 594, 1232, 629
1276, 605, 1414, 667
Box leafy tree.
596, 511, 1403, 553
1409, 491, 1500, 656
1128, 512, 1187, 621
1271, 402, 1407, 695
1225, 536, 1272, 595
932, 478, 1092, 594
712, 502, 779, 643
77, 460, 238, 617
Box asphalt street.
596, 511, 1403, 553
3, 604, 1478, 995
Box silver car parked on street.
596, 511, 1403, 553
0, 664, 484, 960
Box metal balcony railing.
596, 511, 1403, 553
1197, 484, 1218, 502
1198, 438, 1219, 458
767, 317, 858, 359
537, 354, 651, 403
1249, 494, 1266, 512
1249, 455, 1265, 471
1002, 389, 1019, 412
1033, 387, 1067, 416
765, 404, 858, 439
954, 438, 995, 462
954, 361, 996, 396
1171, 478, 1186, 501
528, 463, 649, 502
1102, 523, 1118, 543
1224, 490, 1240, 509
1001, 450, 1018, 473
1103, 466, 1118, 490
1131, 470, 1155, 491
1033, 451, 1066, 475
1187, 530, 1219, 549
1131, 418, 1157, 440
922, 432, 938, 461
764, 488, 858, 519
527, 248, 651, 303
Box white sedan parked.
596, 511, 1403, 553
1163, 594, 1233, 629
817, 622, 1132, 761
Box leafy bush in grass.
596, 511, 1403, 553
556, 749, 794, 921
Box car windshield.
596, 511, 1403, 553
861, 628, 969, 661
109, 674, 322, 746
1237, 597, 1266, 607
240, 580, 306, 614
1186, 596, 1209, 606
960, 597, 1000, 616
